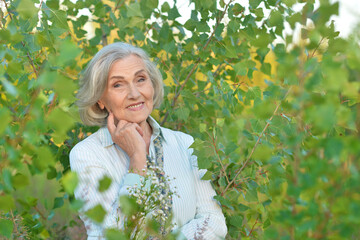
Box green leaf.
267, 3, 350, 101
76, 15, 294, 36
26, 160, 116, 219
2, 169, 12, 191
225, 44, 237, 58
287, 12, 302, 28
244, 181, 259, 202
119, 195, 139, 216
53, 197, 64, 209
105, 228, 127, 240
263, 218, 271, 229
175, 107, 190, 121
252, 144, 272, 162
233, 61, 247, 76
161, 2, 170, 12
98, 176, 112, 192
12, 173, 30, 189
0, 195, 15, 211
34, 146, 55, 171
127, 2, 143, 17
47, 108, 75, 144
184, 19, 196, 31
191, 138, 212, 169
201, 171, 213, 180
249, 0, 261, 9
70, 199, 84, 211
324, 138, 343, 159
85, 204, 107, 223
1, 78, 18, 97
261, 62, 272, 76
237, 203, 250, 212
268, 10, 283, 27
39, 229, 50, 239
16, 0, 38, 19
216, 118, 225, 127
229, 215, 243, 227
57, 39, 81, 65
0, 107, 11, 136
62, 171, 78, 194
168, 6, 181, 20
199, 123, 207, 133
214, 195, 234, 210
51, 10, 69, 30
47, 0, 60, 9
0, 219, 13, 239
53, 74, 77, 101
127, 17, 145, 29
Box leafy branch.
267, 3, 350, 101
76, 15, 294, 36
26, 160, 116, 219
3, 0, 39, 77
206, 131, 230, 185
222, 87, 293, 195
161, 0, 234, 125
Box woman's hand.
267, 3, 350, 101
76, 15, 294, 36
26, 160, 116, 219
107, 112, 147, 175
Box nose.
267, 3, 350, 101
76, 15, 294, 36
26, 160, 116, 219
127, 84, 141, 99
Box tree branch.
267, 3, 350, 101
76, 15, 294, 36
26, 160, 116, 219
222, 87, 292, 195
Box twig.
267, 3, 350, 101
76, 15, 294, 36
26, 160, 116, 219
114, 0, 124, 12
212, 63, 224, 79
10, 210, 19, 235
221, 87, 292, 195
307, 37, 325, 60
207, 131, 229, 184
247, 216, 260, 237
160, 0, 234, 125
21, 42, 39, 77
3, 0, 13, 20
34, 205, 47, 221
161, 59, 179, 84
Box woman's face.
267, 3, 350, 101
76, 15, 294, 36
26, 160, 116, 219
98, 54, 154, 126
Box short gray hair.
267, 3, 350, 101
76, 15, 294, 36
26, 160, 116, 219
76, 42, 164, 126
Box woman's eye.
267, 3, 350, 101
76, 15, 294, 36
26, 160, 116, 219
138, 78, 146, 82
114, 83, 122, 88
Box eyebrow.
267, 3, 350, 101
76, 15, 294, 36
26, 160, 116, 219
109, 69, 147, 81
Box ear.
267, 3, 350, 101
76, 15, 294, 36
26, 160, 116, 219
97, 100, 105, 110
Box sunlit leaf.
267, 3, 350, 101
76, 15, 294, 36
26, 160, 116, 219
0, 195, 15, 211
0, 107, 11, 136
62, 171, 78, 194
16, 0, 38, 19
98, 176, 112, 192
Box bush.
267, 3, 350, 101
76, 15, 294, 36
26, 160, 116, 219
1, 0, 359, 238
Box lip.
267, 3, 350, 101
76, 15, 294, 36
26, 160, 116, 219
126, 102, 144, 111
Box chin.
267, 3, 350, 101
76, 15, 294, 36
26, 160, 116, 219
127, 115, 148, 124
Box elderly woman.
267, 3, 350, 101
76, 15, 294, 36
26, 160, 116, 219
70, 42, 227, 239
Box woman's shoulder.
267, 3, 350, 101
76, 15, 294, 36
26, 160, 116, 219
160, 126, 194, 149
70, 127, 109, 156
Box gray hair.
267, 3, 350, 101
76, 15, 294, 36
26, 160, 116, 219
76, 42, 164, 126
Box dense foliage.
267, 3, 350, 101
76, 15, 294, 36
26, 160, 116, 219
1, 0, 360, 239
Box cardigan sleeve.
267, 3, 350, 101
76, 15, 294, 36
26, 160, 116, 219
69, 143, 144, 239
178, 137, 228, 240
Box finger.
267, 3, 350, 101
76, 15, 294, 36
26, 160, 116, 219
117, 119, 129, 130
134, 124, 144, 136
123, 123, 144, 137
107, 112, 116, 134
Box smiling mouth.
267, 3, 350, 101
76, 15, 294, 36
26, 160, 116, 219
127, 102, 144, 109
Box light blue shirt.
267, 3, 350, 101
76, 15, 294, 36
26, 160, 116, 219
70, 116, 227, 239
